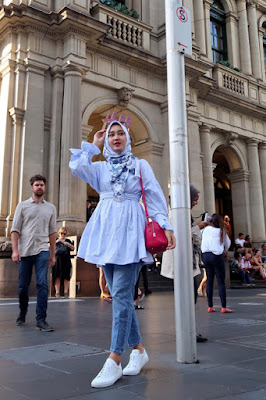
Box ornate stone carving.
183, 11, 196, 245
226, 132, 238, 145
9, 107, 25, 125
117, 87, 134, 106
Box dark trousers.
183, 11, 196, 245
202, 252, 226, 308
141, 265, 149, 294
239, 269, 251, 284
134, 274, 140, 301
134, 265, 150, 300
18, 251, 49, 322
194, 277, 198, 304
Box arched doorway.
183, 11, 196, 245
211, 142, 251, 242
213, 149, 234, 240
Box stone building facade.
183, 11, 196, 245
0, 0, 266, 246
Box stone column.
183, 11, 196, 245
226, 13, 240, 69
237, 0, 252, 76
187, 110, 204, 213
258, 27, 266, 83
20, 62, 46, 199
247, 139, 266, 241
125, 0, 133, 10
228, 170, 251, 240
199, 124, 215, 214
8, 107, 25, 228
193, 0, 206, 55
203, 0, 213, 61
47, 67, 64, 210
4, 32, 27, 235
0, 60, 15, 235
140, 0, 149, 24
132, 0, 141, 18
58, 65, 86, 235
259, 142, 266, 229
247, 2, 262, 80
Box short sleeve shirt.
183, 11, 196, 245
11, 198, 57, 257
235, 238, 245, 247
240, 258, 251, 269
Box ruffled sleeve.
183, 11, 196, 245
69, 142, 101, 192
140, 159, 173, 232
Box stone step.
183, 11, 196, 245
139, 268, 174, 292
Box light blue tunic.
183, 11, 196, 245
69, 142, 173, 266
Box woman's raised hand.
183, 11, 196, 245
93, 129, 106, 149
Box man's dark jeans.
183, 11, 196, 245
202, 252, 226, 308
18, 251, 49, 322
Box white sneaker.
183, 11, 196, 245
91, 358, 122, 388
123, 349, 149, 376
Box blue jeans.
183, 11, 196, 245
202, 252, 226, 308
18, 251, 49, 322
103, 263, 142, 354
239, 269, 251, 284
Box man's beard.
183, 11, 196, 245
34, 190, 44, 197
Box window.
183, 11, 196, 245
210, 0, 228, 63
263, 34, 266, 72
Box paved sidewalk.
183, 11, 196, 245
0, 289, 266, 399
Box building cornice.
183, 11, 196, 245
205, 88, 266, 120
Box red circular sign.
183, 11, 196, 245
176, 7, 188, 23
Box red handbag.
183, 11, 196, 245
140, 171, 168, 254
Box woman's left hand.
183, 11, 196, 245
165, 230, 176, 250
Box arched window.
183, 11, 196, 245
210, 0, 228, 63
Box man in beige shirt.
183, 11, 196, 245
11, 174, 57, 332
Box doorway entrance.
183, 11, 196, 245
213, 149, 234, 240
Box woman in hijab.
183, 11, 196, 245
69, 121, 175, 388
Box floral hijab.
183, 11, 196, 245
103, 121, 137, 199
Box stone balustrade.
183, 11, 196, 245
222, 73, 245, 95
91, 3, 152, 51
212, 64, 266, 107
213, 64, 249, 97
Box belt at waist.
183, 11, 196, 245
100, 192, 140, 202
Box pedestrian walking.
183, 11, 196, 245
11, 174, 57, 332
161, 184, 209, 342
69, 120, 175, 388
201, 213, 233, 314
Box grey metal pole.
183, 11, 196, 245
165, 0, 197, 363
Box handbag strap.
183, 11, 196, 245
140, 171, 149, 224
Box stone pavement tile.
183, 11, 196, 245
41, 352, 111, 375
66, 388, 147, 400
196, 317, 266, 342
232, 355, 266, 374
43, 353, 172, 387
0, 360, 67, 385
217, 388, 266, 400
0, 386, 32, 400
118, 365, 266, 400
140, 332, 175, 345
145, 338, 265, 372
6, 372, 97, 400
